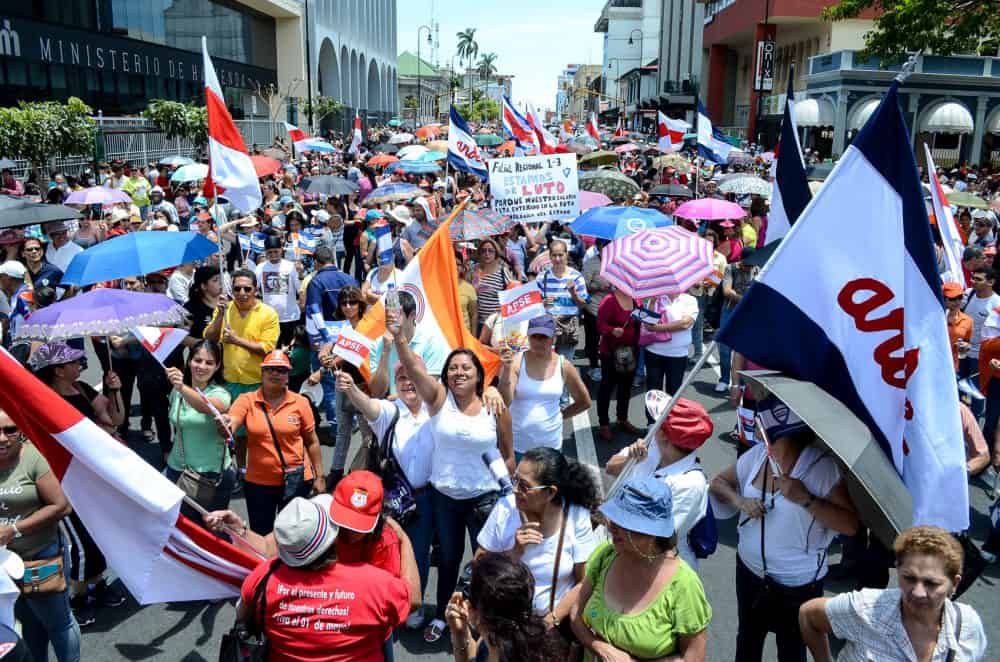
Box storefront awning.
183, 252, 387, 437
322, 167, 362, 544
848, 98, 880, 132
794, 98, 835, 127
987, 108, 1000, 135
920, 102, 974, 134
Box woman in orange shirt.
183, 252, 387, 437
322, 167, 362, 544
944, 281, 972, 372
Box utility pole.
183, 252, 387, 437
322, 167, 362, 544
304, 0, 314, 132
417, 24, 432, 126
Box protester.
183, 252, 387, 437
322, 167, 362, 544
368, 290, 448, 398
799, 525, 987, 661
710, 397, 860, 662
183, 266, 223, 344
42, 222, 83, 274
596, 284, 640, 441
0, 408, 80, 662
961, 267, 1000, 377
497, 314, 590, 455
222, 349, 325, 534
255, 235, 301, 347
688, 228, 727, 363
471, 237, 514, 334
21, 236, 62, 292
536, 237, 589, 362
581, 238, 611, 382
642, 289, 699, 403
570, 474, 712, 661
717, 247, 759, 393
445, 552, 568, 662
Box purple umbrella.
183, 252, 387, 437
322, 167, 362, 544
16, 289, 187, 341
64, 186, 132, 206
600, 226, 714, 299
672, 198, 746, 221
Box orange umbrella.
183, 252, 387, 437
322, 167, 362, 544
497, 140, 516, 156
250, 155, 281, 178
426, 140, 448, 153
415, 126, 440, 140
367, 153, 399, 167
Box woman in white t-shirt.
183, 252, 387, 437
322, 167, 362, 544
709, 398, 859, 662
477, 447, 599, 625
362, 261, 403, 305
641, 292, 699, 415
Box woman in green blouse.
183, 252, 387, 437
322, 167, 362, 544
163, 340, 234, 513
570, 475, 711, 662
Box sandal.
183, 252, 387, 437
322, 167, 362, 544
424, 618, 447, 643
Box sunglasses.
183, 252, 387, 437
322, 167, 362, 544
0, 425, 20, 437
232, 285, 254, 293
341, 300, 360, 306
23, 247, 42, 253
946, 296, 963, 302
975, 222, 988, 227
262, 366, 290, 374
511, 477, 550, 495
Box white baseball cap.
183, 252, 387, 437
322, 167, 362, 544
0, 261, 26, 280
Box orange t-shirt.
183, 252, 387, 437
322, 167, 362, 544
947, 311, 973, 371
230, 389, 316, 486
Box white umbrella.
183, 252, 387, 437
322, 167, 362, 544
388, 132, 414, 145
719, 175, 771, 197
397, 145, 429, 161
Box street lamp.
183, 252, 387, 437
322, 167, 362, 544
607, 58, 622, 109
417, 25, 432, 125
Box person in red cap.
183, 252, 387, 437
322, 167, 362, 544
944, 281, 972, 372
606, 392, 714, 569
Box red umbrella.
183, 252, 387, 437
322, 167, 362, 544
368, 153, 399, 167
251, 155, 281, 178
415, 126, 441, 140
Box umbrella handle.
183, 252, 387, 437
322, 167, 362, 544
103, 334, 120, 414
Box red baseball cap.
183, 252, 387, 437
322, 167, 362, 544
329, 470, 383, 533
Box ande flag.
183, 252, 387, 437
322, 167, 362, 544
447, 106, 488, 181
498, 282, 545, 324
766, 72, 812, 245
716, 82, 968, 531
0, 348, 260, 603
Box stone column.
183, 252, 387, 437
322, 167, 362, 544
971, 95, 988, 166
832, 91, 849, 157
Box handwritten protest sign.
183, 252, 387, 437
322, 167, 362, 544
487, 154, 580, 223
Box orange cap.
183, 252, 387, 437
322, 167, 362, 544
260, 349, 292, 369
942, 282, 964, 298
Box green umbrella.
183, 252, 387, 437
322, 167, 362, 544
946, 191, 990, 210
579, 150, 619, 169
475, 134, 503, 147
578, 169, 639, 203
387, 118, 403, 127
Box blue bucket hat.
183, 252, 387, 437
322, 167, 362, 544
599, 475, 675, 538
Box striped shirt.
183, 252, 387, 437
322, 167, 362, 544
474, 268, 510, 321
536, 268, 588, 317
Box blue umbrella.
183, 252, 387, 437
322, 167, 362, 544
62, 231, 220, 286
389, 161, 441, 175
297, 139, 336, 153
568, 206, 674, 240
420, 151, 447, 162
363, 183, 427, 206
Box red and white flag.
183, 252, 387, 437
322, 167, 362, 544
614, 117, 626, 138
202, 37, 262, 213
133, 326, 188, 366
0, 348, 261, 604
924, 145, 965, 284
285, 122, 308, 144
498, 282, 545, 324
332, 327, 376, 368
348, 112, 363, 155
657, 112, 689, 152
586, 113, 600, 141
526, 104, 559, 155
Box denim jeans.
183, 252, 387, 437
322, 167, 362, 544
582, 310, 600, 369
15, 538, 81, 662
692, 293, 708, 357
244, 480, 312, 535
331, 390, 356, 474
597, 354, 634, 426
402, 488, 434, 595
718, 305, 736, 385
983, 379, 1000, 451
312, 354, 338, 440
644, 353, 687, 421
430, 487, 499, 620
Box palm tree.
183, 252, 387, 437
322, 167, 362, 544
477, 53, 497, 85
449, 74, 463, 106
456, 28, 479, 114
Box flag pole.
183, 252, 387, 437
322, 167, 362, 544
181, 495, 267, 561
606, 342, 717, 497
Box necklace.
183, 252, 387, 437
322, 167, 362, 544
626, 530, 672, 564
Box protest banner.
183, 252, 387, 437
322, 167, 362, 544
332, 326, 376, 368
487, 154, 580, 223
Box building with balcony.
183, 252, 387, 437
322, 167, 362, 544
556, 64, 579, 119
801, 51, 1000, 167
594, 0, 660, 120
620, 61, 660, 131
565, 64, 603, 120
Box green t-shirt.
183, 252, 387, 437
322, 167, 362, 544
0, 444, 59, 558
582, 541, 712, 661
166, 385, 233, 474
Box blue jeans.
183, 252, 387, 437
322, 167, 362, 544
15, 538, 81, 662
718, 306, 736, 385
430, 487, 499, 620
244, 480, 312, 535
692, 293, 708, 357
312, 354, 338, 439
402, 488, 434, 596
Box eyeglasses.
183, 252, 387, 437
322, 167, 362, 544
232, 285, 254, 293
262, 367, 290, 375
946, 296, 963, 302
511, 477, 550, 495
0, 425, 19, 438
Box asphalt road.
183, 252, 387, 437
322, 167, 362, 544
76, 347, 1000, 661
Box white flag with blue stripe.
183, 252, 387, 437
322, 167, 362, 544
766, 74, 812, 245
448, 106, 488, 181
696, 100, 734, 164
717, 82, 968, 532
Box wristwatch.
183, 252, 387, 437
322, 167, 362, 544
11, 524, 22, 539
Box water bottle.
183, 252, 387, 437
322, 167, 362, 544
385, 283, 400, 315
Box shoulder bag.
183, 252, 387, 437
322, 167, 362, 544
174, 395, 226, 509
370, 406, 418, 526
257, 402, 307, 503
548, 502, 583, 662
218, 560, 278, 662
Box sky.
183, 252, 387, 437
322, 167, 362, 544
396, 0, 608, 112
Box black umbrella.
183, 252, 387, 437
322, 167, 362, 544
739, 371, 912, 549
299, 176, 359, 197
0, 159, 16, 170
741, 239, 780, 268
375, 143, 400, 154
0, 195, 81, 229
650, 184, 693, 199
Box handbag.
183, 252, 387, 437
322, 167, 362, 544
258, 403, 307, 503
18, 555, 66, 595
174, 396, 226, 509
370, 407, 418, 526
637, 298, 672, 347
218, 560, 278, 662
613, 345, 636, 374
548, 502, 583, 662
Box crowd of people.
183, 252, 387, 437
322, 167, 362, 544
0, 120, 995, 661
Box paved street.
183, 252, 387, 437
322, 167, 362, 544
78, 348, 1000, 661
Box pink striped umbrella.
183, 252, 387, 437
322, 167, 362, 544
614, 143, 638, 154
672, 198, 746, 221
600, 226, 714, 298
579, 190, 613, 212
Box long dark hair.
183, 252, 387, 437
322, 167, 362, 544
522, 447, 601, 512
184, 340, 225, 387
468, 553, 566, 662
441, 348, 485, 397
333, 285, 367, 321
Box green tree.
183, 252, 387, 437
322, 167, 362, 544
456, 28, 479, 114
301, 96, 344, 126
142, 99, 208, 150
0, 97, 97, 175
477, 53, 498, 86
825, 0, 1000, 64
469, 97, 499, 123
